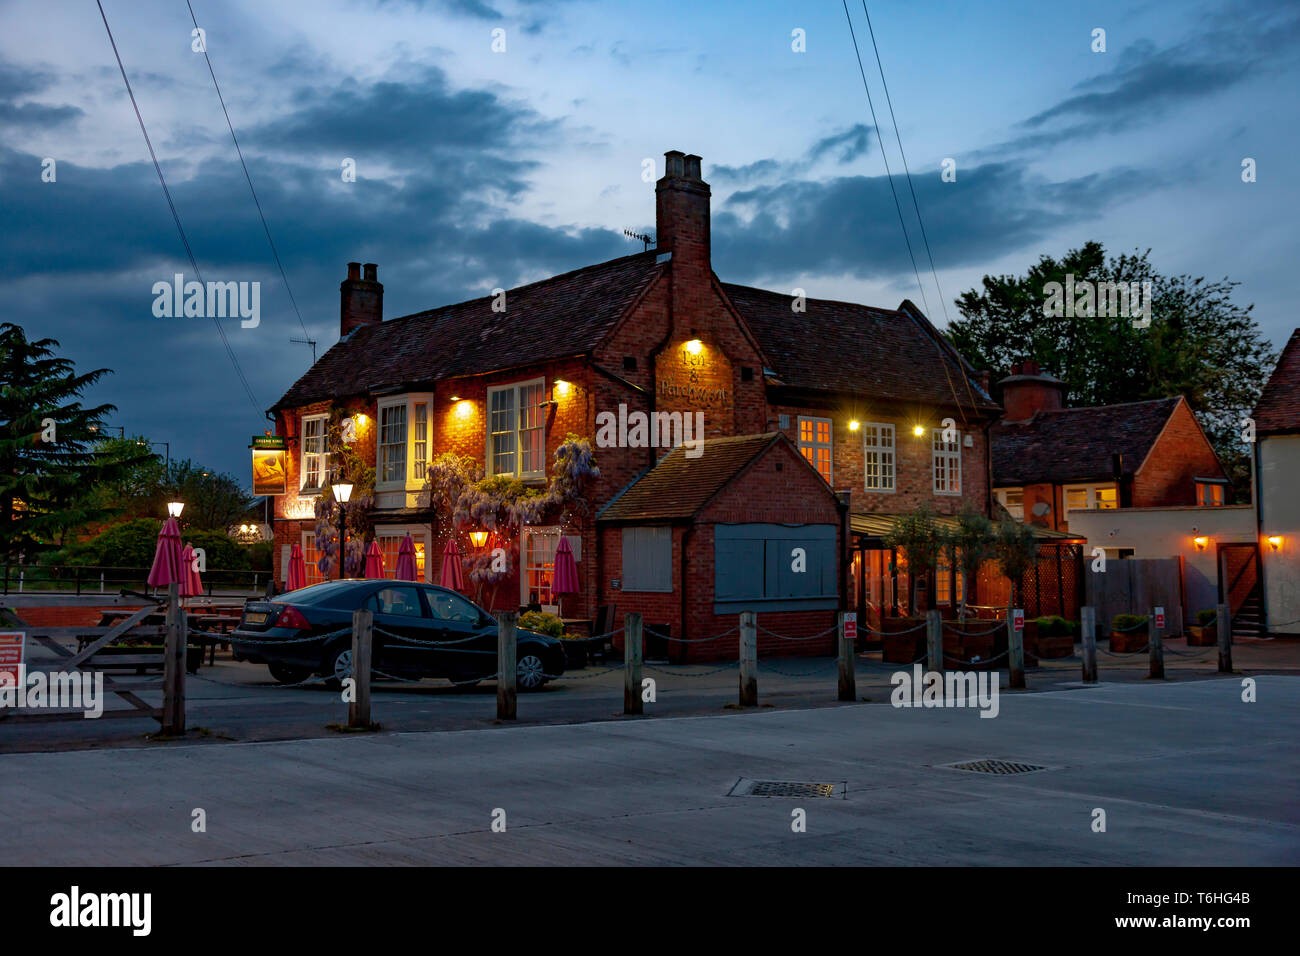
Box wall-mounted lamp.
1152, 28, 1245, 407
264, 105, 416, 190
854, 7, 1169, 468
468, 530, 490, 549
553, 380, 571, 398
684, 338, 703, 355
1193, 536, 1208, 552
848, 420, 861, 431
912, 424, 926, 437
448, 395, 461, 402
1267, 535, 1283, 552
167, 501, 184, 518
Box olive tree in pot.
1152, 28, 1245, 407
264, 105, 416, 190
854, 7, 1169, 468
994, 519, 1038, 629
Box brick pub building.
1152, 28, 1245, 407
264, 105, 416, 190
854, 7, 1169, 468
268, 151, 998, 660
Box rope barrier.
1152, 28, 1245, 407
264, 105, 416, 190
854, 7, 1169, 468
942, 648, 1009, 667
943, 623, 1005, 638
642, 661, 739, 677
756, 623, 840, 641
1098, 643, 1151, 657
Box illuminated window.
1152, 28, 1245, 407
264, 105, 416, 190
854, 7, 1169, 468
931, 429, 961, 495
521, 526, 578, 604
1065, 483, 1118, 513
488, 379, 546, 479
1196, 482, 1225, 507
376, 531, 430, 581
863, 423, 895, 491
1096, 487, 1118, 509
798, 416, 833, 483
1066, 488, 1088, 511
300, 414, 328, 491
379, 403, 407, 484
413, 404, 428, 480
997, 488, 1024, 519
301, 532, 326, 585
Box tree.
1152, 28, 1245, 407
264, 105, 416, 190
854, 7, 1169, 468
948, 243, 1276, 497
0, 323, 145, 559
884, 504, 944, 614
166, 459, 253, 530
952, 507, 995, 622
994, 520, 1038, 610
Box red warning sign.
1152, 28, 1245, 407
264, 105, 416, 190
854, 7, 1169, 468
1154, 607, 1166, 629
1012, 609, 1025, 632
0, 632, 24, 689
843, 613, 857, 642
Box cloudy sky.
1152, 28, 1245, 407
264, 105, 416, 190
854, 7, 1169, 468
4, 0, 1298, 482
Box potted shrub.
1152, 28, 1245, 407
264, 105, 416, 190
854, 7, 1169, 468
1187, 609, 1218, 646
1110, 613, 1149, 653
517, 610, 586, 666
1032, 615, 1075, 659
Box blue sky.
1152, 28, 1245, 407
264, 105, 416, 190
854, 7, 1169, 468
3, 0, 1298, 482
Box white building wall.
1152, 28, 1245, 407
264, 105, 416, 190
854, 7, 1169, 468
1067, 505, 1255, 621
1259, 435, 1300, 633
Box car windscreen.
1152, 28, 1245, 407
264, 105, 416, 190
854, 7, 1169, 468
276, 581, 366, 606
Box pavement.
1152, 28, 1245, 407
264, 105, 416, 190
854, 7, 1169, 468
2, 670, 1297, 865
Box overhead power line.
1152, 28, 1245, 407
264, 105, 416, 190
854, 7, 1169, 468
186, 0, 314, 354
96, 0, 262, 416
840, 0, 968, 424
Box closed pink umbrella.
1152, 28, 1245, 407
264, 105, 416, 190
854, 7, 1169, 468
438, 537, 465, 591
364, 539, 385, 579
147, 517, 184, 588
287, 543, 307, 591
552, 536, 579, 616
179, 543, 203, 599
395, 534, 418, 582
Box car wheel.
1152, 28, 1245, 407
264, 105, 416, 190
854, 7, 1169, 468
323, 646, 352, 689
268, 661, 312, 685
516, 651, 548, 691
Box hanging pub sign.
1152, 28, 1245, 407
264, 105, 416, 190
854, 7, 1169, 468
250, 435, 288, 496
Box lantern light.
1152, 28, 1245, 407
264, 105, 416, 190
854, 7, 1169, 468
848, 420, 861, 431
469, 530, 490, 548
1267, 535, 1283, 552
332, 482, 354, 504
167, 501, 184, 518
912, 424, 926, 437
1193, 536, 1208, 552
685, 338, 703, 355
553, 380, 571, 398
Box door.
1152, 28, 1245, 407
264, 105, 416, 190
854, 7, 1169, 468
364, 584, 431, 676
422, 587, 497, 679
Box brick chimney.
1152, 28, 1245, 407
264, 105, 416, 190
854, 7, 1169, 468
340, 261, 382, 337
656, 151, 711, 313
998, 359, 1067, 421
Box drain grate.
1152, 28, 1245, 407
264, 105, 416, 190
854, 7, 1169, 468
730, 778, 839, 798
942, 759, 1047, 775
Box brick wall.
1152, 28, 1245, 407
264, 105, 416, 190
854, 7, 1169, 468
1132, 398, 1226, 507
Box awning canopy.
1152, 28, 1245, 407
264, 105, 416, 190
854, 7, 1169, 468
850, 512, 1083, 547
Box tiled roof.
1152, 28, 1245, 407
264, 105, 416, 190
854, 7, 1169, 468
991, 397, 1182, 486
597, 433, 785, 522
849, 512, 1079, 541
1253, 329, 1300, 434
722, 283, 999, 412
272, 251, 665, 410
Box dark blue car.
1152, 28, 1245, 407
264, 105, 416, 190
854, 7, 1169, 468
230, 579, 564, 690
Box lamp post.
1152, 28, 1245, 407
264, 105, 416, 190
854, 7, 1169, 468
167, 500, 184, 519
333, 481, 354, 579
137, 439, 171, 471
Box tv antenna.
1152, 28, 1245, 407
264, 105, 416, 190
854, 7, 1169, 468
623, 228, 654, 252
290, 336, 318, 362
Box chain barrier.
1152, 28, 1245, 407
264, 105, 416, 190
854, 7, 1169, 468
221, 626, 352, 646
1098, 643, 1151, 657
944, 623, 1005, 638
757, 656, 841, 677
647, 626, 740, 645
860, 620, 927, 636
1111, 618, 1151, 633
756, 623, 840, 642
942, 647, 1010, 667
643, 660, 739, 677
546, 664, 626, 680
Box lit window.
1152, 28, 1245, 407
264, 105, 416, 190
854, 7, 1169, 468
301, 415, 328, 491
379, 403, 407, 484
376, 531, 429, 581
1095, 487, 1118, 509
1065, 483, 1118, 513
1065, 488, 1088, 511
931, 429, 961, 495
1196, 482, 1225, 507
488, 380, 546, 479
863, 423, 895, 491
521, 527, 579, 604
998, 488, 1024, 519
413, 404, 428, 480
798, 416, 833, 483
301, 532, 325, 585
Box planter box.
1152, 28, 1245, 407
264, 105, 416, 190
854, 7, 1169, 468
942, 629, 997, 670
1110, 630, 1149, 653
1186, 624, 1217, 646
881, 619, 927, 664
1035, 635, 1075, 659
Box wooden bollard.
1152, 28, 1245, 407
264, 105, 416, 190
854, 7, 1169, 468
1008, 609, 1025, 689
162, 581, 186, 735
348, 608, 373, 728
496, 611, 517, 720
1217, 602, 1233, 673
837, 611, 856, 702
1081, 606, 1098, 683
624, 612, 643, 715
926, 609, 942, 673
1149, 607, 1164, 679
739, 611, 757, 706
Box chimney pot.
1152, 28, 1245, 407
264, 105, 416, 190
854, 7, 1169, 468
363, 263, 377, 282
347, 261, 361, 281
664, 150, 686, 178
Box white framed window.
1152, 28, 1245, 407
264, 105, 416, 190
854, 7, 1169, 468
375, 394, 433, 491
996, 487, 1024, 519
375, 527, 430, 583
932, 428, 961, 495
863, 423, 895, 492
1196, 481, 1225, 507
1064, 483, 1118, 514
300, 414, 329, 491
520, 526, 581, 605
379, 402, 407, 484
487, 379, 546, 479
301, 531, 325, 586
622, 526, 673, 592
797, 416, 833, 483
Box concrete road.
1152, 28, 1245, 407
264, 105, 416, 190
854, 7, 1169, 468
2, 675, 1296, 865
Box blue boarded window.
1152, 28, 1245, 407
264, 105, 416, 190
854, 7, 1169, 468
714, 524, 837, 613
